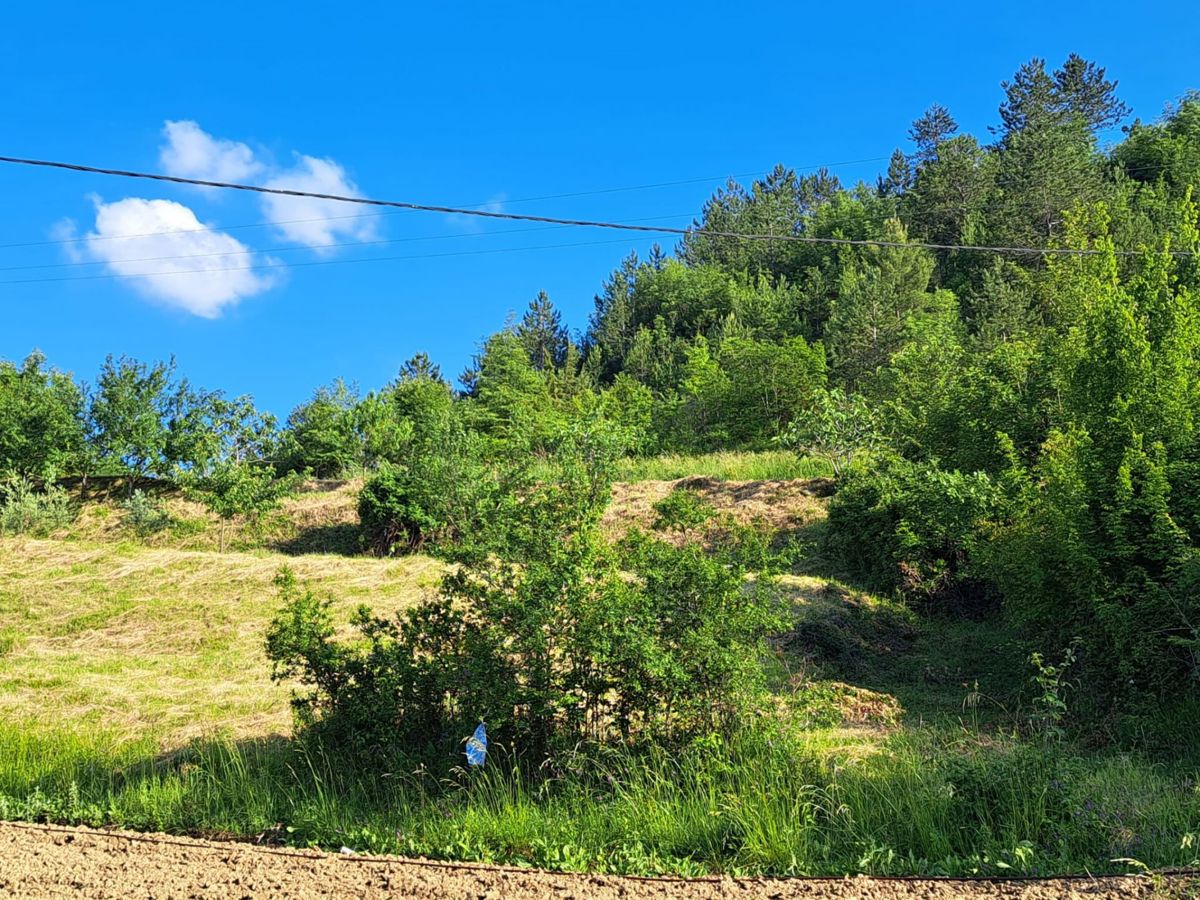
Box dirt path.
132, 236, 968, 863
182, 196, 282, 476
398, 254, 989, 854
0, 823, 1191, 899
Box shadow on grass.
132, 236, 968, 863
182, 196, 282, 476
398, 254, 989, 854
273, 523, 364, 557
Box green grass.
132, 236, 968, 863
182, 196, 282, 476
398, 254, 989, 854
617, 451, 831, 483
1, 722, 1196, 877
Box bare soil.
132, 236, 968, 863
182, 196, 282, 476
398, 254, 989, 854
1, 823, 1191, 899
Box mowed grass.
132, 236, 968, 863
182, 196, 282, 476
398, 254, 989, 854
0, 537, 441, 742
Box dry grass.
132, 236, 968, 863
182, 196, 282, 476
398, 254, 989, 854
0, 474, 854, 748
602, 477, 832, 544
62, 479, 364, 554
0, 537, 441, 744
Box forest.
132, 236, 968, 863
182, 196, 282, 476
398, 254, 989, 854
3, 55, 1200, 877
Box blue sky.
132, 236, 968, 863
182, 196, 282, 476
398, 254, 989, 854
2, 1, 1198, 416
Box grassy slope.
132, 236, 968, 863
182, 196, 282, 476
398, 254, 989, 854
0, 538, 440, 742
1, 453, 1197, 876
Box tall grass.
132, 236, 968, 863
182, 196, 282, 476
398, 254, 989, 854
618, 451, 831, 483
2, 722, 1196, 877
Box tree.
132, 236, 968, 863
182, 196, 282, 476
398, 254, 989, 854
1053, 53, 1130, 132
467, 330, 563, 449
680, 165, 840, 282
1114, 92, 1200, 196
584, 250, 642, 382
824, 221, 945, 386
189, 460, 298, 552
398, 352, 444, 384
278, 380, 362, 477
515, 291, 569, 371
998, 58, 1059, 136
877, 149, 912, 197
88, 355, 176, 492
0, 351, 87, 481
909, 103, 958, 164
780, 388, 883, 478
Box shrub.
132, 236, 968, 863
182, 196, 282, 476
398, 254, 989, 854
276, 381, 363, 477
120, 489, 171, 536
651, 487, 715, 532
824, 454, 1000, 605
981, 430, 1200, 701
0, 476, 75, 536
358, 431, 491, 556
269, 423, 784, 768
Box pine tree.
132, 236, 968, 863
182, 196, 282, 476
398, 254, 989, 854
516, 291, 569, 371
909, 104, 958, 164
877, 149, 912, 197
398, 352, 444, 384
998, 58, 1058, 136
1053, 53, 1130, 132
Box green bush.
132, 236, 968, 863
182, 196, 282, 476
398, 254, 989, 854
824, 455, 1000, 605
651, 487, 715, 532
358, 432, 491, 556
269, 425, 783, 768
0, 476, 75, 536
981, 430, 1200, 701
120, 489, 171, 536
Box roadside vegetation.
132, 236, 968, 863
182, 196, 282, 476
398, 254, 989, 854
2, 55, 1200, 877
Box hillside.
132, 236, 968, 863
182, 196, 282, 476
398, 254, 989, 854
3, 462, 1198, 879
0, 538, 440, 741
0, 470, 846, 744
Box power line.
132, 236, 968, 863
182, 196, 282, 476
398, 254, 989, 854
0, 157, 889, 252
0, 151, 1178, 254
0, 154, 1193, 258
0, 213, 694, 273
0, 233, 669, 287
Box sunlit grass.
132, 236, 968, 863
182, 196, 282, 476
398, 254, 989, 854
1, 723, 1196, 877
0, 537, 441, 742
617, 451, 831, 483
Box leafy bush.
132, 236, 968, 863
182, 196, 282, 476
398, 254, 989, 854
269, 424, 784, 768
358, 430, 491, 556
651, 487, 715, 532
779, 387, 884, 478
120, 489, 171, 536
824, 455, 1001, 605
276, 380, 363, 477
981, 430, 1200, 701
0, 476, 75, 536
709, 515, 805, 574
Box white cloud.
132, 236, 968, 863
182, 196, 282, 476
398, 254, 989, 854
158, 120, 376, 252
49, 218, 83, 262
159, 120, 264, 183
55, 121, 380, 317
261, 154, 377, 253
80, 197, 277, 318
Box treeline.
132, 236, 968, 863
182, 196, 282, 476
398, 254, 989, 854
4, 56, 1200, 716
